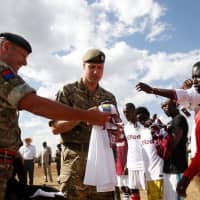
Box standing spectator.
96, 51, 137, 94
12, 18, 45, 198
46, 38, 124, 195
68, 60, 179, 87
20, 137, 36, 185
135, 107, 164, 200
122, 103, 145, 200
39, 141, 53, 182
55, 144, 62, 176
50, 48, 120, 200
161, 99, 188, 200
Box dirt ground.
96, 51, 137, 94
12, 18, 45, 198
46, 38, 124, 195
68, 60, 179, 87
33, 163, 200, 200
33, 162, 60, 190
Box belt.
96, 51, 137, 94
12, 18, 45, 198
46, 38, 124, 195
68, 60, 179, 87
0, 148, 16, 165
64, 143, 89, 152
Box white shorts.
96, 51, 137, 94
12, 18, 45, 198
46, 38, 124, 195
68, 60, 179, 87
127, 170, 146, 190
116, 175, 128, 187
164, 173, 184, 200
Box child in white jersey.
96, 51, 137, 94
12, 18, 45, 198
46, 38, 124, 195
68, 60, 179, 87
123, 103, 145, 200
135, 107, 164, 200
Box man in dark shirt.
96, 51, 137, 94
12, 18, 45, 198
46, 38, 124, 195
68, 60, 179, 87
161, 99, 188, 200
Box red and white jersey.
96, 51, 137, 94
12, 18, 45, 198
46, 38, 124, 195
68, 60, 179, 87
124, 122, 144, 170
140, 126, 164, 181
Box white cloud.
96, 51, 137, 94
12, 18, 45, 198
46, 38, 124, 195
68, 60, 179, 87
1, 0, 198, 153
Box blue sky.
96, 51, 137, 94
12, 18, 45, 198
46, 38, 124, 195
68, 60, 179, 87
128, 0, 200, 53
1, 0, 199, 155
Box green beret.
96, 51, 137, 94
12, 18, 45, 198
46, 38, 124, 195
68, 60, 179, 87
0, 32, 32, 53
82, 48, 105, 63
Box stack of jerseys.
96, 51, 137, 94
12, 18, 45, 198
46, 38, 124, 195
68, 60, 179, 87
84, 125, 117, 192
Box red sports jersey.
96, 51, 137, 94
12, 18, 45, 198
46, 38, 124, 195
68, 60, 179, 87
184, 110, 200, 180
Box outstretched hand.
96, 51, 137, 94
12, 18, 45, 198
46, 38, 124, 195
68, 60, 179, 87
135, 82, 153, 93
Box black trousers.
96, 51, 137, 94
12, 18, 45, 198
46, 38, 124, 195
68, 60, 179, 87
24, 159, 34, 185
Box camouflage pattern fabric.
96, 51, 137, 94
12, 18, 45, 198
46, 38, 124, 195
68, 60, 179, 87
0, 61, 35, 150
0, 61, 35, 199
56, 78, 117, 200
0, 164, 13, 200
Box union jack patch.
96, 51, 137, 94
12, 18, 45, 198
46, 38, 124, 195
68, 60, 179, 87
1, 69, 15, 80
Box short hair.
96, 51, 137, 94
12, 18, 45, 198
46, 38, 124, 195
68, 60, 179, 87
124, 103, 135, 110
42, 141, 47, 147
161, 99, 178, 109
135, 106, 150, 118
193, 61, 200, 68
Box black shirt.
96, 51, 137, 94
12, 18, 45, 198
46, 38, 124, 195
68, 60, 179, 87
163, 113, 188, 173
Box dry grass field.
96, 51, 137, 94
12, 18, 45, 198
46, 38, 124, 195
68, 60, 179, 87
34, 162, 60, 190
34, 163, 200, 200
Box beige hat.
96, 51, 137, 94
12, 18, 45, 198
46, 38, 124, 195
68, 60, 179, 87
82, 48, 105, 63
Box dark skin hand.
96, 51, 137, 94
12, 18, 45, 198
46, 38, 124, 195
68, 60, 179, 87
176, 176, 190, 197
135, 82, 154, 93
181, 79, 193, 90
135, 82, 176, 99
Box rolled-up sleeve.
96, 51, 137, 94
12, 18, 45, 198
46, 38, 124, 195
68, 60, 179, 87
0, 66, 36, 108
7, 83, 35, 107
175, 89, 190, 106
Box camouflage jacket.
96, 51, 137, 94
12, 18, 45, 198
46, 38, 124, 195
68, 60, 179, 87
0, 61, 35, 150
56, 78, 118, 144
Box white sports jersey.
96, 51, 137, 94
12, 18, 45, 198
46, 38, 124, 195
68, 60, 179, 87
140, 126, 163, 181
176, 87, 199, 159
175, 87, 200, 114
124, 122, 144, 170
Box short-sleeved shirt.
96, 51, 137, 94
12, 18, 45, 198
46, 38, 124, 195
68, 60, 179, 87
175, 87, 200, 114
0, 61, 35, 150
140, 126, 164, 181
56, 78, 117, 144
124, 122, 144, 170
163, 113, 188, 173
20, 144, 36, 160
184, 110, 200, 180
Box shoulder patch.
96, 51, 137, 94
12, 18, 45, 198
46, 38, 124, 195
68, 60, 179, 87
1, 68, 15, 80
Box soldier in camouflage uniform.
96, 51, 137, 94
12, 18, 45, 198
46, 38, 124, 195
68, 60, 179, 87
0, 33, 110, 200
50, 49, 119, 200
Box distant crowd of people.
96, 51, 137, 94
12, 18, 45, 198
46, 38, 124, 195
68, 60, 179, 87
19, 140, 61, 185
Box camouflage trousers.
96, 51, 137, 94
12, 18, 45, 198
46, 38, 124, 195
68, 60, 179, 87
59, 145, 114, 200
0, 164, 13, 200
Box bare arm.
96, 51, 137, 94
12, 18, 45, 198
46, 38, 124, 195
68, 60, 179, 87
51, 121, 79, 134
171, 126, 183, 149
50, 106, 104, 134
18, 93, 110, 126
135, 82, 176, 99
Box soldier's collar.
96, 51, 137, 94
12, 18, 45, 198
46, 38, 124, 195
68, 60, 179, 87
79, 78, 100, 92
